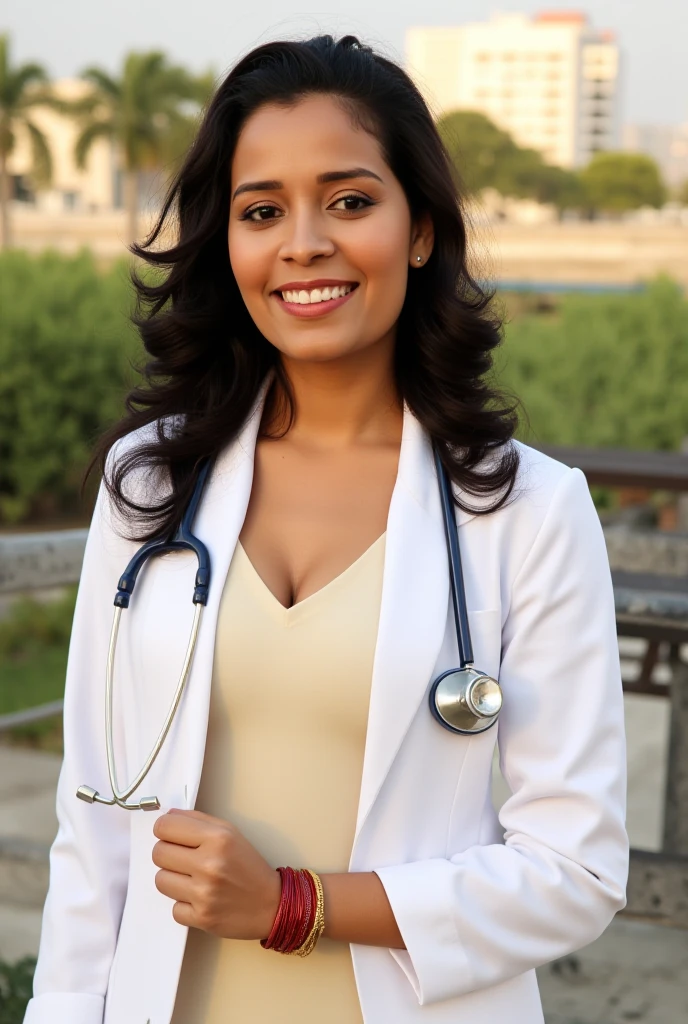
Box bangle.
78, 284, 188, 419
293, 869, 325, 958
261, 866, 324, 957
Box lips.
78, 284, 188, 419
271, 280, 359, 318
273, 280, 358, 306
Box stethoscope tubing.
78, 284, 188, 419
78, 446, 500, 810
433, 446, 473, 669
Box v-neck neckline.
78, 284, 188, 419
235, 533, 387, 617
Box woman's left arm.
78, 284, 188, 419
373, 466, 629, 1003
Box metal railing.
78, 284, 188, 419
1, 445, 688, 926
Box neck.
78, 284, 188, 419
266, 334, 403, 450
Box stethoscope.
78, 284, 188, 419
76, 448, 502, 812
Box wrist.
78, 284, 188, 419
260, 869, 282, 940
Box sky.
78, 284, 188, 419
4, 0, 688, 126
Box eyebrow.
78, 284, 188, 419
232, 167, 384, 200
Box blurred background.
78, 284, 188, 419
1, 3, 687, 1022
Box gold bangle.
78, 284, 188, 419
293, 869, 325, 958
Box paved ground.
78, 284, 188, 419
1, 692, 685, 1022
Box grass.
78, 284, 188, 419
0, 589, 75, 752
0, 957, 36, 1024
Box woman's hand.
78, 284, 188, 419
152, 809, 281, 939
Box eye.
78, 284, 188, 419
329, 193, 375, 213
241, 203, 283, 223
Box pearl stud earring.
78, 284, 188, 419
416, 255, 423, 264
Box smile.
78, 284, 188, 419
272, 281, 359, 318
280, 284, 355, 304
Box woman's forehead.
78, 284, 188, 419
231, 95, 388, 187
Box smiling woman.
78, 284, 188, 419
25, 34, 628, 1024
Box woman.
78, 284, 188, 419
25, 35, 628, 1024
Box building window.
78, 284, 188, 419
12, 175, 34, 202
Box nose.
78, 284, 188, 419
278, 204, 336, 265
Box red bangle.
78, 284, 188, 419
261, 866, 319, 954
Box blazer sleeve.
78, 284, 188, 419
24, 482, 133, 1024
375, 467, 629, 1005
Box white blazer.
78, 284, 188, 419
25, 395, 629, 1024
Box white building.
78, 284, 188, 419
406, 11, 620, 168
8, 79, 119, 213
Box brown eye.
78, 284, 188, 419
330, 194, 374, 212
242, 204, 282, 222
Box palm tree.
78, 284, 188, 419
74, 51, 212, 245
0, 34, 53, 249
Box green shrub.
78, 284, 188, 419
0, 587, 76, 660
0, 957, 36, 1024
1, 251, 686, 528
0, 588, 76, 748
0, 249, 140, 523
500, 278, 688, 451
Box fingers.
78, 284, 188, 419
155, 868, 193, 904
152, 839, 196, 874
172, 901, 195, 928
153, 811, 213, 846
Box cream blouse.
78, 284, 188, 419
171, 532, 386, 1023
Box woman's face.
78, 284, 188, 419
228, 93, 432, 365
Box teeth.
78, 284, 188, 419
281, 285, 353, 304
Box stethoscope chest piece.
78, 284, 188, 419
430, 666, 502, 734
430, 445, 503, 735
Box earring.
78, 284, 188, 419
416, 255, 423, 264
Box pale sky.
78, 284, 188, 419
4, 0, 687, 126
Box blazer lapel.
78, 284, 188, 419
175, 392, 460, 836
352, 408, 454, 842
179, 386, 268, 808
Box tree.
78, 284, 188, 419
579, 151, 666, 215
677, 178, 688, 206
438, 108, 582, 211
0, 34, 53, 249
438, 110, 518, 195
73, 52, 212, 245
529, 163, 584, 211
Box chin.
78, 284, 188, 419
277, 335, 362, 363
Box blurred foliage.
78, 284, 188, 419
439, 110, 667, 215
74, 51, 212, 172
579, 151, 667, 214
0, 587, 75, 749
438, 109, 581, 209
0, 249, 139, 523
1, 253, 687, 529
499, 277, 688, 450
0, 587, 76, 660
0, 34, 56, 250
71, 51, 214, 242
0, 957, 35, 1024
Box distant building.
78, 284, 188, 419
8, 79, 119, 213
406, 11, 620, 168
623, 123, 688, 190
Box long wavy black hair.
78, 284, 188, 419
91, 34, 520, 539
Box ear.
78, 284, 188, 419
408, 211, 434, 268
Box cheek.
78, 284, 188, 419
228, 228, 269, 306
351, 217, 410, 309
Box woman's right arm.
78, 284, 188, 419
24, 481, 134, 1024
